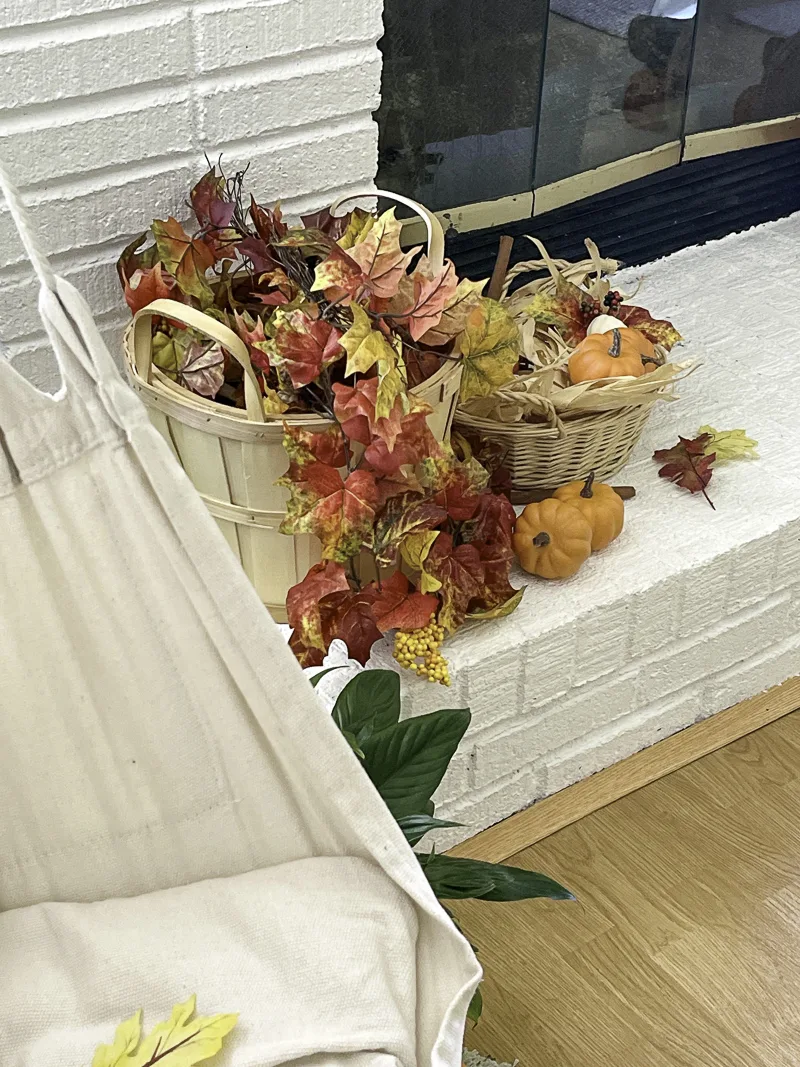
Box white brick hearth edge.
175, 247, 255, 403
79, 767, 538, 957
375, 213, 800, 849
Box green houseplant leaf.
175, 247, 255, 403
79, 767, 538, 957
466, 986, 483, 1025
360, 708, 470, 820
418, 853, 574, 902
332, 669, 401, 744
396, 813, 463, 846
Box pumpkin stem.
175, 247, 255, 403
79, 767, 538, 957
533, 532, 551, 547
580, 471, 596, 498
608, 329, 622, 357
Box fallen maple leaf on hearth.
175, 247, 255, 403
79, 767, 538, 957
653, 434, 716, 508
697, 425, 759, 462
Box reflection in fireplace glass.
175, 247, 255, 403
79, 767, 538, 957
375, 0, 547, 211
687, 0, 800, 132
535, 0, 698, 188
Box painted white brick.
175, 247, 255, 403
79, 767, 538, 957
777, 518, 800, 578
544, 688, 707, 797
434, 765, 545, 849
703, 631, 800, 712
194, 0, 384, 73
0, 254, 123, 341
470, 674, 635, 792
1, 0, 153, 30
462, 643, 526, 732
636, 592, 791, 705
0, 11, 191, 109
0, 166, 195, 269
727, 535, 778, 612
679, 552, 731, 634
628, 572, 683, 658
220, 120, 378, 203
0, 96, 193, 186
573, 598, 630, 684
198, 51, 381, 143
520, 619, 577, 707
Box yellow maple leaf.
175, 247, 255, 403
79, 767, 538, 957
341, 302, 397, 377
697, 425, 758, 463
458, 298, 519, 402
91, 996, 238, 1067
400, 530, 442, 592
92, 1010, 142, 1067
263, 386, 288, 415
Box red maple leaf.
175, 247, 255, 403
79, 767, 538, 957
190, 169, 238, 260
467, 491, 516, 550
282, 423, 346, 471
425, 534, 484, 632
434, 468, 484, 522
473, 541, 517, 608
313, 245, 368, 305
371, 570, 439, 633
286, 560, 350, 655
233, 311, 271, 374
282, 465, 381, 561
616, 304, 682, 351
122, 262, 179, 315
364, 409, 435, 474
333, 378, 404, 451
653, 434, 716, 508
273, 311, 343, 387
319, 586, 383, 664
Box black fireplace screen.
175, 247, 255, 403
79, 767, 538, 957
375, 0, 800, 210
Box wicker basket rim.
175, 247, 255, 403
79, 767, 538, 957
454, 401, 655, 438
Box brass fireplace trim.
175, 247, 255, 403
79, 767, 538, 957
683, 113, 800, 161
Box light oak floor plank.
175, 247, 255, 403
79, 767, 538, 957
454, 710, 800, 1066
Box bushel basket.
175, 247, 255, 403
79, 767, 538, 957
124, 193, 462, 622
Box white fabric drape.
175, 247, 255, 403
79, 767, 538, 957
0, 160, 480, 1066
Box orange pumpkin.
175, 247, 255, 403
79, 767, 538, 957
553, 472, 624, 551
512, 498, 592, 579
568, 327, 655, 384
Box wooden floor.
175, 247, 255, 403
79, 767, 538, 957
453, 711, 800, 1067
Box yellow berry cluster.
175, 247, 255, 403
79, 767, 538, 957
393, 614, 450, 686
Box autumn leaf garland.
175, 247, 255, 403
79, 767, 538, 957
118, 166, 525, 681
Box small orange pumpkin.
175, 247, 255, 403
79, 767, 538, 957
553, 472, 624, 551
512, 498, 592, 579
568, 327, 655, 384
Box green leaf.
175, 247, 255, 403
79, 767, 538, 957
417, 852, 574, 902
467, 985, 483, 1026
360, 708, 470, 820
341, 729, 365, 760
309, 665, 345, 689
332, 669, 401, 745
466, 587, 524, 621
396, 813, 463, 846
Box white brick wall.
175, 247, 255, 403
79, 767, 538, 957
0, 0, 384, 381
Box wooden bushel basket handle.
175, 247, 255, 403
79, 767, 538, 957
329, 189, 446, 274
131, 298, 266, 423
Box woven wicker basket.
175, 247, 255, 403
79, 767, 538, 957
454, 403, 654, 491
124, 192, 462, 622
455, 237, 688, 492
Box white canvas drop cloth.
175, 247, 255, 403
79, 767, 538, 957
0, 162, 480, 1065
